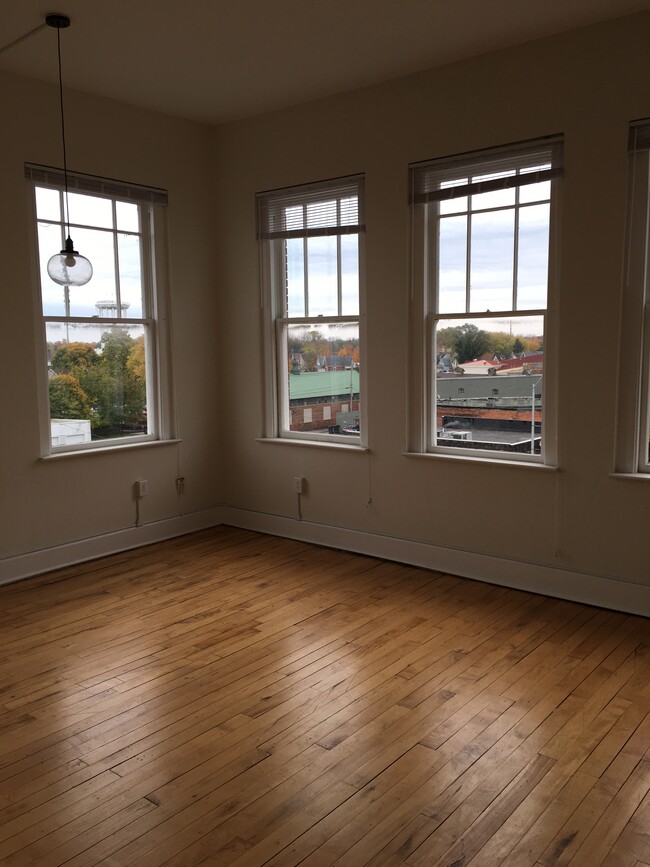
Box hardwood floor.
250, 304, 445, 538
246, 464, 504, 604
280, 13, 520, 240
0, 526, 648, 866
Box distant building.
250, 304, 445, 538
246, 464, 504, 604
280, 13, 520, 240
95, 300, 130, 318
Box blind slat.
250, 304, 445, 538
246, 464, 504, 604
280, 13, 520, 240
410, 137, 563, 205
629, 120, 650, 153
25, 164, 168, 205
257, 174, 364, 240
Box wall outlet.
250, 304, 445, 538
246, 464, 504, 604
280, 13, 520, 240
293, 476, 305, 494
135, 479, 149, 498
176, 476, 185, 495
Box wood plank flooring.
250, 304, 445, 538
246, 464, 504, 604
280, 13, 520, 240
0, 526, 649, 866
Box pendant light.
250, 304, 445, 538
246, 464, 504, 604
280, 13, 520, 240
45, 13, 92, 287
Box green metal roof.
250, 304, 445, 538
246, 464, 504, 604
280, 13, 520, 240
289, 370, 359, 400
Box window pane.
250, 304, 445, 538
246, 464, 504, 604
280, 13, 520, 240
517, 203, 550, 310
116, 201, 140, 232
67, 192, 114, 229
46, 322, 149, 446
286, 238, 305, 317
66, 227, 117, 318
469, 210, 514, 312
519, 165, 551, 204
434, 315, 544, 454
341, 234, 359, 316
285, 321, 360, 437
439, 179, 468, 216
471, 171, 516, 211
35, 187, 61, 222
38, 221, 66, 316
118, 233, 144, 318
307, 236, 338, 316
438, 216, 467, 314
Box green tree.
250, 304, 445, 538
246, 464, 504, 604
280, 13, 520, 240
49, 374, 91, 420
438, 323, 490, 364
512, 337, 525, 356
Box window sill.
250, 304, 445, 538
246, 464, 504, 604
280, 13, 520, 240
257, 437, 369, 453
403, 450, 558, 471
609, 471, 650, 482
39, 438, 182, 461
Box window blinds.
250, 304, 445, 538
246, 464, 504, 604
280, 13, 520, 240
25, 164, 168, 205
256, 175, 365, 240
409, 137, 563, 205
629, 120, 650, 152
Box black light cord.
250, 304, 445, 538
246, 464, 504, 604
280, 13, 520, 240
0, 22, 47, 55
55, 25, 72, 242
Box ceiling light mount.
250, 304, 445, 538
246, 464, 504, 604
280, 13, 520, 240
45, 12, 93, 287
45, 14, 71, 30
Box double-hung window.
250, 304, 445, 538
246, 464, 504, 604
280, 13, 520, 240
27, 165, 173, 454
616, 120, 650, 475
257, 175, 366, 445
409, 137, 562, 463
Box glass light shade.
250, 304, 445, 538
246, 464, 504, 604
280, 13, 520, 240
47, 237, 93, 286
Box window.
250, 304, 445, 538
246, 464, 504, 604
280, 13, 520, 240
257, 175, 365, 444
27, 165, 172, 454
616, 120, 650, 474
409, 138, 562, 462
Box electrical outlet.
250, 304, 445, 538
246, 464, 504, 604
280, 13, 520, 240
135, 479, 149, 498
176, 476, 185, 495
293, 476, 305, 494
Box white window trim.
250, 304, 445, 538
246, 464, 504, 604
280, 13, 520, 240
258, 176, 367, 448
614, 122, 650, 475
27, 166, 175, 457
408, 138, 562, 467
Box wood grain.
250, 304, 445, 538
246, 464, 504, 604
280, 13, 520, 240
0, 526, 648, 865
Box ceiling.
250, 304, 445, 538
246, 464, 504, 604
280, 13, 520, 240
1, 0, 648, 125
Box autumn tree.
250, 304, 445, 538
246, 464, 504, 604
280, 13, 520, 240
49, 374, 92, 420
51, 342, 99, 376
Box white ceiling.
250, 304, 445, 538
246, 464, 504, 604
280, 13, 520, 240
1, 0, 648, 125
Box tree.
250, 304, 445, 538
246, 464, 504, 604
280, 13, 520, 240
127, 335, 146, 381
512, 337, 525, 356
51, 342, 99, 376
485, 331, 515, 358
49, 375, 91, 420
438, 323, 490, 364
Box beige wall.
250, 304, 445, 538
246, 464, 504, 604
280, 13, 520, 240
1, 13, 649, 600
0, 70, 220, 559
214, 13, 650, 587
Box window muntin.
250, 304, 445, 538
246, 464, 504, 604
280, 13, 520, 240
29, 167, 170, 454
257, 176, 365, 444
410, 138, 561, 462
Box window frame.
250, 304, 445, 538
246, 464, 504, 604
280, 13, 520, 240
408, 138, 562, 466
27, 165, 175, 456
257, 175, 367, 447
615, 122, 650, 476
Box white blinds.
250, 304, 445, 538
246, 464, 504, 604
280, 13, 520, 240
629, 120, 650, 152
257, 175, 365, 240
410, 137, 563, 205
25, 164, 168, 205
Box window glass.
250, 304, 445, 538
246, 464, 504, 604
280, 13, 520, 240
258, 176, 364, 443
411, 139, 560, 461
31, 176, 167, 453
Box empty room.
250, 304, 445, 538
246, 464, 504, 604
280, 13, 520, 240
1, 1, 649, 863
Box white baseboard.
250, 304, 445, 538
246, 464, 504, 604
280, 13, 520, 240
220, 506, 650, 618
0, 507, 224, 586
3, 504, 648, 618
